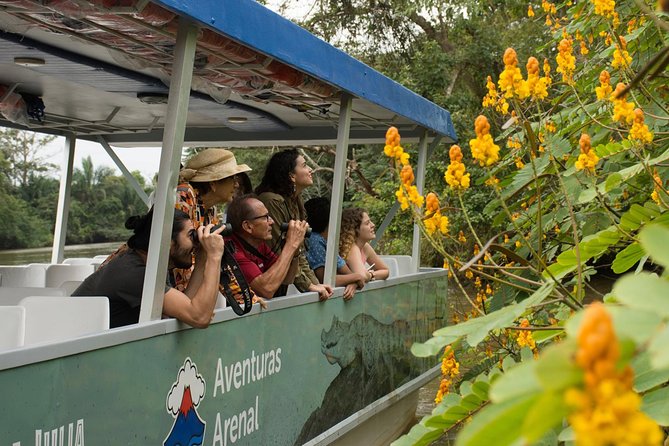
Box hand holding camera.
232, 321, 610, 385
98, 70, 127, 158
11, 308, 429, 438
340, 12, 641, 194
282, 220, 310, 253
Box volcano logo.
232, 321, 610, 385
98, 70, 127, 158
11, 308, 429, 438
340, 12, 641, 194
164, 357, 207, 446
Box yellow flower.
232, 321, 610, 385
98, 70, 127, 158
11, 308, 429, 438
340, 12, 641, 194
516, 319, 537, 351
629, 108, 653, 144
435, 346, 460, 404
595, 70, 612, 100
566, 303, 663, 446
556, 36, 576, 84
575, 133, 599, 173
528, 4, 535, 17
498, 48, 529, 99
591, 0, 616, 18
445, 145, 471, 190
526, 57, 549, 100
469, 115, 500, 167
651, 169, 663, 205
611, 83, 635, 125
612, 36, 632, 69
458, 231, 467, 243
580, 40, 589, 55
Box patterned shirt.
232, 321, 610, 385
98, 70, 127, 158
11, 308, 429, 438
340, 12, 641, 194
306, 232, 345, 271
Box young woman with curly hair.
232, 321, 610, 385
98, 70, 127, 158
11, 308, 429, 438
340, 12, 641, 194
339, 208, 389, 283
255, 148, 333, 300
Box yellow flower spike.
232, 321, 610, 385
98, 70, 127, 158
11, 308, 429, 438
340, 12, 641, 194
458, 231, 467, 243
445, 145, 471, 190
567, 303, 663, 445
629, 108, 653, 144
498, 48, 528, 99
611, 83, 636, 125
612, 36, 632, 69
470, 116, 500, 167
556, 36, 576, 84
595, 70, 613, 100
439, 216, 449, 235
591, 0, 616, 18
575, 133, 599, 173
516, 319, 537, 350
400, 164, 415, 185
526, 56, 549, 100
580, 40, 589, 55
528, 4, 535, 17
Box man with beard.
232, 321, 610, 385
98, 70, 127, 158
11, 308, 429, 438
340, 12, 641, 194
73, 208, 224, 328
225, 194, 308, 299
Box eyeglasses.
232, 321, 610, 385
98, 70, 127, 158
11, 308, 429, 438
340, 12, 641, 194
246, 213, 272, 222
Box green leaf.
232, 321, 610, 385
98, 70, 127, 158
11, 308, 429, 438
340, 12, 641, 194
632, 350, 669, 392
411, 335, 459, 357
455, 393, 538, 446
471, 380, 491, 400
638, 224, 669, 269
432, 283, 555, 347
390, 423, 444, 446
641, 386, 669, 426
534, 340, 582, 391
489, 360, 541, 403
612, 242, 645, 274
566, 306, 663, 345
614, 273, 669, 318
557, 426, 575, 442
521, 392, 569, 443
648, 324, 669, 370
604, 172, 623, 192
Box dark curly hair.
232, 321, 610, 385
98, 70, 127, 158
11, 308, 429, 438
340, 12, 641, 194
304, 197, 330, 233
254, 148, 300, 197
339, 208, 366, 259
126, 208, 190, 251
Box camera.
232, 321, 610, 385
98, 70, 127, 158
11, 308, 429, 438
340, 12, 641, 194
190, 223, 233, 244
280, 222, 312, 237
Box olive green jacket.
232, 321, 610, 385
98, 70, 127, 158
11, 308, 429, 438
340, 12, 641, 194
257, 191, 318, 292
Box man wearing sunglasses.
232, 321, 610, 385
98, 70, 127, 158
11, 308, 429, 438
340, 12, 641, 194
226, 194, 314, 299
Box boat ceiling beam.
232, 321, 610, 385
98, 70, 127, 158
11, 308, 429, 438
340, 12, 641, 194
51, 134, 76, 264
97, 136, 150, 208
139, 18, 198, 323
323, 93, 353, 287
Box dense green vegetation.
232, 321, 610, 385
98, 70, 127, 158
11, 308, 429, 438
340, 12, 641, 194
0, 128, 151, 249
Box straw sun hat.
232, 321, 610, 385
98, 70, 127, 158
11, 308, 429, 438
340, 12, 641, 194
180, 148, 251, 183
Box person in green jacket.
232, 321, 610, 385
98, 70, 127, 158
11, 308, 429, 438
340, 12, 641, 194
255, 149, 333, 301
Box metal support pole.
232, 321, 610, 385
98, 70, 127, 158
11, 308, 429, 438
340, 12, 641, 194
97, 136, 150, 207
372, 135, 442, 248
51, 134, 76, 264
323, 93, 353, 287
138, 19, 198, 323
411, 131, 429, 272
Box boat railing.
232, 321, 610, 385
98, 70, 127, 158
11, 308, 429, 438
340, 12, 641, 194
0, 267, 446, 370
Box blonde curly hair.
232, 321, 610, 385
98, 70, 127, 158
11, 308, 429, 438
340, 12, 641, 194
339, 208, 366, 259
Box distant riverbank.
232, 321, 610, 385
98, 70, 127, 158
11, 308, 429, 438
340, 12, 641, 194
0, 242, 122, 265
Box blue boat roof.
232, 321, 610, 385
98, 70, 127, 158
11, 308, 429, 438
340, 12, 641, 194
0, 0, 457, 146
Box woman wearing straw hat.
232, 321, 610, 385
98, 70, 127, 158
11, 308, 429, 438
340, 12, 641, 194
174, 148, 264, 311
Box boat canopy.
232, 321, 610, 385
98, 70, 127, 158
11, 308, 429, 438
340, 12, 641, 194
0, 0, 457, 146
0, 0, 457, 323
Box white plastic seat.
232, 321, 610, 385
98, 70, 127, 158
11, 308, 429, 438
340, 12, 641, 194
378, 257, 399, 278
286, 284, 300, 295
392, 255, 413, 275
0, 264, 48, 287
20, 296, 109, 345
62, 257, 95, 265
45, 264, 95, 288
0, 306, 25, 350
0, 286, 67, 305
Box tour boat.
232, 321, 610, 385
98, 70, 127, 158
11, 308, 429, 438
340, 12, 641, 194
0, 1, 456, 444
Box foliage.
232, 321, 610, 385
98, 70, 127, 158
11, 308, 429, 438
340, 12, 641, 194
0, 129, 153, 249
386, 1, 669, 444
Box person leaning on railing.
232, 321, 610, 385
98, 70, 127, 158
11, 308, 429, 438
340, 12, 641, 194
175, 148, 265, 309
225, 194, 309, 299
304, 197, 366, 301
339, 208, 390, 284
73, 209, 224, 328
254, 149, 333, 301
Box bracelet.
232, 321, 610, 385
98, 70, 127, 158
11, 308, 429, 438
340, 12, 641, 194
370, 270, 375, 281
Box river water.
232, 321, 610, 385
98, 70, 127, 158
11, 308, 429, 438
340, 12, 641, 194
0, 242, 121, 265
